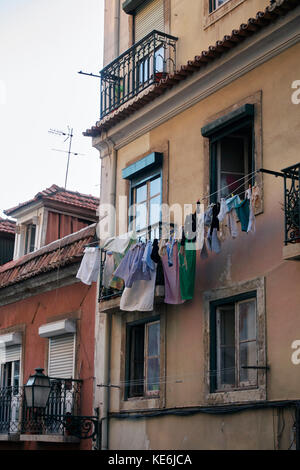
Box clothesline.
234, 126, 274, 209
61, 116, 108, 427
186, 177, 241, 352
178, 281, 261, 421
195, 169, 260, 205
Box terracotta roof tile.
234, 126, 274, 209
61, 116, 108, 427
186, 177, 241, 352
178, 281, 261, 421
5, 184, 100, 216
84, 0, 299, 137
0, 218, 16, 235
0, 223, 97, 289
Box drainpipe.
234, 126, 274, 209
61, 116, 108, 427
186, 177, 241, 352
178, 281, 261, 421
101, 311, 112, 450
97, 137, 117, 450
114, 0, 120, 59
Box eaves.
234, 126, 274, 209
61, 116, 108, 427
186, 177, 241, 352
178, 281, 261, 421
0, 263, 80, 307
91, 5, 300, 152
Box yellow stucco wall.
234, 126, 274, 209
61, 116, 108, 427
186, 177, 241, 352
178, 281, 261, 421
103, 41, 300, 449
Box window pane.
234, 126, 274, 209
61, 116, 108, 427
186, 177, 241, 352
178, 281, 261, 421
219, 306, 235, 346
218, 306, 235, 387
150, 195, 161, 225
13, 361, 20, 388
136, 202, 147, 231
220, 172, 245, 196
129, 325, 144, 397
147, 322, 160, 357
155, 46, 164, 73
220, 346, 235, 386
136, 184, 147, 203
239, 341, 257, 385
220, 137, 245, 173
150, 176, 161, 197
239, 300, 256, 341
146, 357, 160, 392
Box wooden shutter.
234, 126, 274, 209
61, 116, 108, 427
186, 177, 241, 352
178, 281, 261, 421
135, 0, 164, 42
48, 334, 75, 379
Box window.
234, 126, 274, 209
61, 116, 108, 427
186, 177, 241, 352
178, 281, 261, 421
201, 104, 254, 203
24, 223, 36, 254
48, 333, 75, 379
134, 0, 165, 43
209, 0, 230, 13
0, 342, 22, 433
131, 172, 162, 239
123, 152, 163, 240
210, 293, 258, 393
126, 319, 160, 399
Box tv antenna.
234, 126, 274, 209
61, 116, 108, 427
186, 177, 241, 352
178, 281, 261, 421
48, 127, 85, 189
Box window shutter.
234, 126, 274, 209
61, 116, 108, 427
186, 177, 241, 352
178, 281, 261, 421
48, 334, 75, 379
135, 0, 164, 43
0, 344, 21, 363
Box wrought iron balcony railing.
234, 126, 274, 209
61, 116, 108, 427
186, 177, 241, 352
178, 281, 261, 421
100, 30, 178, 119
283, 163, 300, 245
0, 379, 98, 440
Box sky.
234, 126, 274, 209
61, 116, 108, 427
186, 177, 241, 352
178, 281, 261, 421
0, 0, 104, 218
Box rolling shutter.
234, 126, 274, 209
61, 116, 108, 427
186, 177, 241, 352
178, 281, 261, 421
0, 344, 21, 363
135, 0, 164, 43
48, 333, 75, 379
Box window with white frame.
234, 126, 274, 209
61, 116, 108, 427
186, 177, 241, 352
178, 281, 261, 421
210, 293, 258, 393
24, 223, 36, 255
126, 318, 160, 399
209, 0, 231, 13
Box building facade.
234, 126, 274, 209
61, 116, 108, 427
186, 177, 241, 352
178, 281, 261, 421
0, 186, 100, 450
85, 0, 300, 450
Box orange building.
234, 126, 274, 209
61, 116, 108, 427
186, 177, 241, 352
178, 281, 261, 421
0, 186, 99, 450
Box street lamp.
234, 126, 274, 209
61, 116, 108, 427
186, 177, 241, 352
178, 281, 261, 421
24, 367, 51, 408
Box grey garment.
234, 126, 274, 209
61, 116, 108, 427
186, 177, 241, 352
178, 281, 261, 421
200, 239, 209, 259
217, 198, 228, 222
204, 206, 213, 227
207, 228, 221, 254
227, 210, 239, 238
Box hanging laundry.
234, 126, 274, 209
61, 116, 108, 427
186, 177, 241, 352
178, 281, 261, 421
142, 240, 156, 272
101, 231, 136, 254
120, 266, 157, 312
179, 241, 196, 301
227, 209, 239, 238
150, 239, 160, 263
166, 237, 176, 267
210, 202, 220, 234
200, 238, 209, 259
102, 252, 115, 289
246, 187, 256, 233
217, 198, 228, 223
226, 194, 242, 212
76, 247, 101, 285
252, 184, 261, 210
113, 243, 151, 288
235, 199, 250, 232
207, 228, 221, 254
204, 205, 213, 227
161, 242, 185, 305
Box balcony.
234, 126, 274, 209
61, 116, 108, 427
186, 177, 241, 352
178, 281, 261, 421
0, 378, 98, 442
100, 30, 178, 119
282, 163, 300, 261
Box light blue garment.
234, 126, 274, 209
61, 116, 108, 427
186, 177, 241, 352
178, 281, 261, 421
113, 243, 151, 288
225, 194, 242, 212
166, 237, 176, 267
142, 240, 156, 272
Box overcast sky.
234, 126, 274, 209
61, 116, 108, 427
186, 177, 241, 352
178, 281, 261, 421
0, 0, 104, 218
